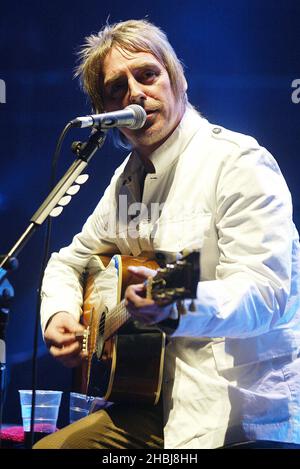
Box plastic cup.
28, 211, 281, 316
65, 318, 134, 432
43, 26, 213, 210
18, 390, 62, 446
69, 392, 112, 424
69, 392, 95, 424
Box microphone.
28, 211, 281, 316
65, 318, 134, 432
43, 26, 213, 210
70, 104, 147, 130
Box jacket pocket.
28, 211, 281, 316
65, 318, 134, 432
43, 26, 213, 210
153, 211, 212, 254
211, 328, 299, 379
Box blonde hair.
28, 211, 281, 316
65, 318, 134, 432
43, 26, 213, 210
75, 19, 187, 113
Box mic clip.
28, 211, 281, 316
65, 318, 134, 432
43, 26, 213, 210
71, 141, 83, 156
71, 127, 108, 162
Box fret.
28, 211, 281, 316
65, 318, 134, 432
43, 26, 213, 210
103, 299, 130, 340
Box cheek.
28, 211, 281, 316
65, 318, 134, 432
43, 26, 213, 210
103, 99, 123, 112
103, 91, 128, 111
156, 85, 177, 110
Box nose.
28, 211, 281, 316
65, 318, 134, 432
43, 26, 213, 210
127, 77, 147, 105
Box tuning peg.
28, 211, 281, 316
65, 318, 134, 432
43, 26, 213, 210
75, 174, 89, 185
50, 206, 63, 218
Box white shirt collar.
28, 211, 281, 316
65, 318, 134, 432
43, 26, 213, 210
122, 105, 206, 179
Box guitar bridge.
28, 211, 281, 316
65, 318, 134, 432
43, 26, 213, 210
76, 327, 90, 354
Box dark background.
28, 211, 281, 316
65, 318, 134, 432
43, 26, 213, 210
0, 0, 299, 427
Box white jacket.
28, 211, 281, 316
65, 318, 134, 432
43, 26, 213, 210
41, 106, 300, 448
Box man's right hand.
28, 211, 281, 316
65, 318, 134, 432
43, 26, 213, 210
44, 311, 87, 368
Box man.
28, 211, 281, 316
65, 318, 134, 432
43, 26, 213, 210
35, 19, 300, 449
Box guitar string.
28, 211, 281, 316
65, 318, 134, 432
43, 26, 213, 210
99, 299, 130, 340
94, 263, 190, 340
106, 300, 129, 335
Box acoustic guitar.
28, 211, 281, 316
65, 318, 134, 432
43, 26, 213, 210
75, 251, 200, 405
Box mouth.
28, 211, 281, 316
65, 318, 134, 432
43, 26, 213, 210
145, 110, 159, 124
141, 110, 157, 129
145, 109, 158, 116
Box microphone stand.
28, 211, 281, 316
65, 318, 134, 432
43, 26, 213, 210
0, 127, 107, 270
0, 126, 107, 446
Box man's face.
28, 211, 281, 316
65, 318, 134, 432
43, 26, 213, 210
102, 47, 186, 156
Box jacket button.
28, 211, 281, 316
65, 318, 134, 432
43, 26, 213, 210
212, 127, 222, 134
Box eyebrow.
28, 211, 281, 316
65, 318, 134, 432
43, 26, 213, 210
104, 61, 162, 88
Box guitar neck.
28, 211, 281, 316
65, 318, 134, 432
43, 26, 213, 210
83, 251, 200, 346
103, 299, 130, 340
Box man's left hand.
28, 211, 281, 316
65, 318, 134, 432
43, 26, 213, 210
125, 265, 172, 324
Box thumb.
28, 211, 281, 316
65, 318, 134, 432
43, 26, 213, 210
54, 313, 84, 334
128, 265, 157, 279
65, 316, 85, 333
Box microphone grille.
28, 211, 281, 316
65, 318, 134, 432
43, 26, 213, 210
126, 104, 147, 129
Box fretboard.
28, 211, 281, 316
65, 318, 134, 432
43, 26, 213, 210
101, 299, 131, 340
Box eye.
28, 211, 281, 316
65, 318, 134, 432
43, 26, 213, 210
144, 70, 155, 78
140, 69, 159, 83
109, 80, 127, 99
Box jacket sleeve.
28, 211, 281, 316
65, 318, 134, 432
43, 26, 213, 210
171, 143, 297, 339
40, 182, 118, 334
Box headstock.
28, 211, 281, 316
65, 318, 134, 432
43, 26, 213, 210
146, 251, 200, 306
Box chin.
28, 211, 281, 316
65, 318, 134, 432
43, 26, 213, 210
126, 120, 172, 150
136, 129, 166, 147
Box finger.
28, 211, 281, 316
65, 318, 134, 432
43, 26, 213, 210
49, 340, 82, 358
126, 290, 154, 308
45, 333, 80, 351
128, 266, 157, 279
55, 319, 85, 336
125, 283, 146, 303
61, 318, 85, 334
128, 283, 145, 292
45, 330, 77, 347
46, 312, 84, 332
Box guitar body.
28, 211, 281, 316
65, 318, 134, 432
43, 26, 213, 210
77, 254, 166, 405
